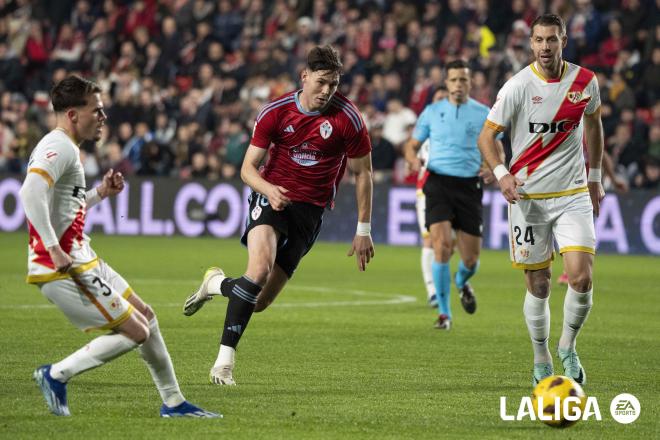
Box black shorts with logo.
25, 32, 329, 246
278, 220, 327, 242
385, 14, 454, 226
241, 191, 324, 278
423, 172, 483, 237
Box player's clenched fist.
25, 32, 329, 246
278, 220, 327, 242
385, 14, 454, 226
266, 185, 291, 211
98, 168, 125, 198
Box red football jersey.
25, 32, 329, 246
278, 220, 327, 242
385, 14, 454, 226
250, 90, 371, 207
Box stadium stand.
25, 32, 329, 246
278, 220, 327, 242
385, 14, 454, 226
0, 0, 657, 189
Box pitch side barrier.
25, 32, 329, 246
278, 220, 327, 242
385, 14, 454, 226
0, 175, 658, 255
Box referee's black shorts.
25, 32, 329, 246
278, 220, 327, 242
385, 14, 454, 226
422, 172, 483, 237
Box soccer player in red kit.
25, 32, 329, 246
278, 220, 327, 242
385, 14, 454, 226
183, 45, 375, 385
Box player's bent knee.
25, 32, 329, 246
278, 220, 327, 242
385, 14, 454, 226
568, 274, 592, 292
247, 263, 273, 285
434, 242, 453, 261
463, 256, 479, 269
526, 269, 551, 297
133, 309, 150, 327
131, 325, 150, 344
118, 315, 150, 344
531, 283, 551, 298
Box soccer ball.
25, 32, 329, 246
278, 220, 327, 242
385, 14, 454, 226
532, 375, 586, 428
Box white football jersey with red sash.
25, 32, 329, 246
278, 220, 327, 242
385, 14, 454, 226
485, 61, 600, 198
25, 129, 97, 283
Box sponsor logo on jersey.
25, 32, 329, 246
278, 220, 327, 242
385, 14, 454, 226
320, 120, 333, 139
532, 96, 543, 104
290, 142, 327, 166
528, 120, 579, 134
72, 186, 86, 201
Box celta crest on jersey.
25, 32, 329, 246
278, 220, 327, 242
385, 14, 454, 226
251, 205, 262, 220
290, 142, 326, 166
319, 120, 333, 139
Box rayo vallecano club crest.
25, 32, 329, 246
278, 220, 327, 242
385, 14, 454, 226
566, 91, 583, 104
320, 120, 333, 139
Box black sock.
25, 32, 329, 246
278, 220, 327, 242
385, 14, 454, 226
220, 278, 235, 297
220, 276, 261, 348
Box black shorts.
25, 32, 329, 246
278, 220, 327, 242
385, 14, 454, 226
423, 172, 483, 236
241, 192, 324, 278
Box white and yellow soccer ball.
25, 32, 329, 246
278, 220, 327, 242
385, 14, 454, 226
532, 375, 587, 428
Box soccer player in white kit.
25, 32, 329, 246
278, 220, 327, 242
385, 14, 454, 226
20, 75, 218, 417
478, 14, 605, 386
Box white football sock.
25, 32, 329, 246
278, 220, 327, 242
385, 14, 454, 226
50, 333, 137, 382
213, 344, 235, 368
138, 316, 185, 408
421, 247, 436, 299
558, 285, 593, 352
207, 273, 226, 295
523, 291, 552, 364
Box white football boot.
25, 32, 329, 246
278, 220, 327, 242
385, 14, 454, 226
183, 267, 225, 316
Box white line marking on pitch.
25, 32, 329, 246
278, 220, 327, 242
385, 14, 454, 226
2, 279, 417, 309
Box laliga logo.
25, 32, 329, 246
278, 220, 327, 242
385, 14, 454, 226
500, 376, 641, 427
501, 375, 600, 428
499, 395, 601, 423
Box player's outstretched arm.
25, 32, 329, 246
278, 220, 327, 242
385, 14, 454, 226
240, 144, 290, 211
19, 172, 73, 272
584, 107, 606, 216
478, 124, 523, 203
347, 153, 374, 271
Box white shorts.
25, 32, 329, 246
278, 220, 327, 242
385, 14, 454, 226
416, 189, 429, 238
39, 260, 135, 332
509, 191, 596, 270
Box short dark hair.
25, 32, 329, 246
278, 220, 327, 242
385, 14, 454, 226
445, 59, 470, 72
307, 45, 343, 74
531, 14, 566, 37
51, 75, 101, 112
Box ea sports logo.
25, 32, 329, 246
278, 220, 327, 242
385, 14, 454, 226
610, 393, 640, 424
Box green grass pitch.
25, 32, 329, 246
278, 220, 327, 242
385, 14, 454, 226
0, 232, 658, 439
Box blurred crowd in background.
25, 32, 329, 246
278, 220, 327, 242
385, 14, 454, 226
0, 0, 658, 189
